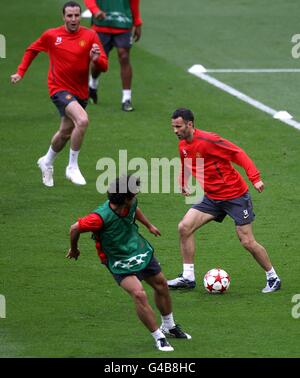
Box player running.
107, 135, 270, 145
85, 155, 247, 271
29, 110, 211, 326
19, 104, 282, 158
11, 1, 108, 187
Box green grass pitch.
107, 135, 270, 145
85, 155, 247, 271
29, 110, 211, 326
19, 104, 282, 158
0, 0, 300, 357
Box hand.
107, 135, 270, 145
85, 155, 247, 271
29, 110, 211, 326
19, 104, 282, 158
132, 25, 142, 42
94, 10, 106, 20
90, 43, 101, 62
11, 73, 22, 84
148, 224, 161, 237
254, 180, 264, 193
66, 248, 80, 260
181, 186, 191, 196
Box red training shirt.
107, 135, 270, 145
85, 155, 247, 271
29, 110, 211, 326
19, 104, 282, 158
78, 212, 105, 262
78, 212, 104, 232
179, 129, 261, 200
17, 25, 108, 99
78, 206, 130, 263
84, 0, 142, 34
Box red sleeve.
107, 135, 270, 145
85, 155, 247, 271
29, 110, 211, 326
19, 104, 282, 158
204, 135, 261, 185
130, 0, 143, 26
92, 31, 108, 72
230, 149, 261, 184
78, 213, 104, 232
83, 0, 101, 15
17, 31, 49, 77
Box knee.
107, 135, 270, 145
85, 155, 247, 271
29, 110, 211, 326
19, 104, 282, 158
240, 237, 256, 251
155, 279, 169, 294
178, 221, 192, 237
76, 115, 89, 130
118, 51, 130, 65
132, 289, 148, 305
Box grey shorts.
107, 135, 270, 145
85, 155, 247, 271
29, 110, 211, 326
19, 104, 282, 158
97, 31, 132, 55
110, 255, 162, 285
51, 90, 88, 117
192, 191, 255, 225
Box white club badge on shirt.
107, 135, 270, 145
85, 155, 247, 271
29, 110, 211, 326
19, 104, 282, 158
55, 37, 62, 46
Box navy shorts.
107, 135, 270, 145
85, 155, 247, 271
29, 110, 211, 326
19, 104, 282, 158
97, 31, 132, 55
110, 255, 162, 285
192, 191, 255, 226
51, 90, 88, 117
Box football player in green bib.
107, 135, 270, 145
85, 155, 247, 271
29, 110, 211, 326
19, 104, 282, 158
67, 175, 191, 352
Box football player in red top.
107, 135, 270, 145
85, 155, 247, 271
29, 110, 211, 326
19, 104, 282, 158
167, 108, 281, 294
11, 1, 108, 187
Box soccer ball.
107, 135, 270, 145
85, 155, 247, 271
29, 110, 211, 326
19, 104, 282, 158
203, 268, 230, 293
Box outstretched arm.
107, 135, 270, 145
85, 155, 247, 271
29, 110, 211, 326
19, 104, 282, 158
135, 207, 161, 236
10, 50, 39, 84
204, 134, 262, 187
11, 32, 48, 84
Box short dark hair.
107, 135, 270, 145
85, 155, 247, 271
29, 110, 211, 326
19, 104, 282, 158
108, 175, 140, 205
63, 1, 81, 15
172, 108, 194, 123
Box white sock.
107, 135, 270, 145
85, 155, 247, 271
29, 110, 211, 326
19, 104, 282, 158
122, 89, 131, 103
151, 328, 165, 342
161, 313, 175, 330
68, 148, 79, 169
183, 264, 195, 281
89, 75, 98, 90
266, 267, 277, 280
44, 146, 57, 167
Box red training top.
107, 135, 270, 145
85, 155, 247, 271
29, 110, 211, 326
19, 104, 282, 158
84, 0, 143, 34
179, 129, 261, 200
17, 25, 108, 99
78, 212, 104, 232
78, 212, 106, 263
78, 207, 130, 263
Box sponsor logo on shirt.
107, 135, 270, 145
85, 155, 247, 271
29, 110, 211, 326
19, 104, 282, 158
79, 40, 86, 47
55, 36, 62, 46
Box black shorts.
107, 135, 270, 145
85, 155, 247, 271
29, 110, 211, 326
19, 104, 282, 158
51, 90, 88, 117
97, 31, 132, 55
192, 191, 255, 226
110, 255, 162, 285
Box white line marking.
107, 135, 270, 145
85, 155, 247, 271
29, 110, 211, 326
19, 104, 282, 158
188, 64, 300, 131
206, 68, 300, 73
0, 294, 5, 318
273, 111, 292, 120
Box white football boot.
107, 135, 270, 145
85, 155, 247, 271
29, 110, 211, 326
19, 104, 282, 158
160, 324, 192, 339
155, 338, 174, 352
262, 277, 281, 293
37, 157, 54, 187
66, 166, 86, 186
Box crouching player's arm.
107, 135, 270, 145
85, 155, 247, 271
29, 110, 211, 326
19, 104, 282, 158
66, 222, 81, 260
135, 207, 161, 237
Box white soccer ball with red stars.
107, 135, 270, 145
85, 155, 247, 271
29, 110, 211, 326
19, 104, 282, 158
203, 268, 230, 293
